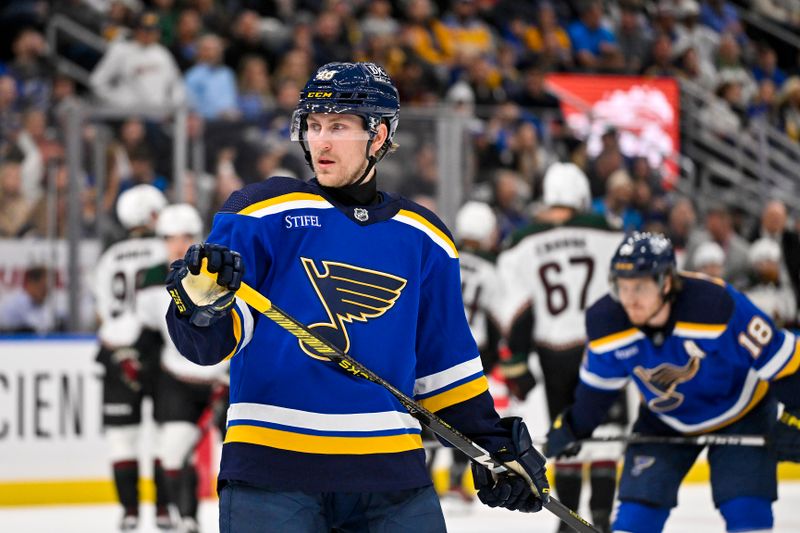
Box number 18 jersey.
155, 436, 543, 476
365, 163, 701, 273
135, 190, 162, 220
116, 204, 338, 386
496, 214, 622, 349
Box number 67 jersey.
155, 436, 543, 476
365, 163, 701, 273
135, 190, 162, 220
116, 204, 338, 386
496, 214, 623, 350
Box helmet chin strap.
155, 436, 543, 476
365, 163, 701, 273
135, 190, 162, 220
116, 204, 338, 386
350, 140, 377, 187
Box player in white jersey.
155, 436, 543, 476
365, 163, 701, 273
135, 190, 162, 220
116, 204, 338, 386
137, 204, 229, 533
93, 184, 171, 531
496, 162, 625, 532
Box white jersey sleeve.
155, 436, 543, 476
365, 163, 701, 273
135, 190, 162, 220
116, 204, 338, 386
93, 237, 166, 347
459, 250, 502, 349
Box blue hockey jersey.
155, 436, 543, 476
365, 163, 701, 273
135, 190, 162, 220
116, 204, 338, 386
577, 273, 800, 435
166, 177, 507, 492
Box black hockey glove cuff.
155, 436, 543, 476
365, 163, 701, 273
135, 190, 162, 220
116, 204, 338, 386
771, 407, 800, 462
166, 243, 243, 328
471, 417, 550, 513
545, 409, 582, 458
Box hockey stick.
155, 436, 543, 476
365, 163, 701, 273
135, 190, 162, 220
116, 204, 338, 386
200, 267, 601, 533
422, 433, 768, 451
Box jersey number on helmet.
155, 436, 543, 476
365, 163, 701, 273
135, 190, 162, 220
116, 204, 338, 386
538, 256, 595, 316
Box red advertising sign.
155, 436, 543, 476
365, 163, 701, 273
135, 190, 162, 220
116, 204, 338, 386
545, 74, 681, 187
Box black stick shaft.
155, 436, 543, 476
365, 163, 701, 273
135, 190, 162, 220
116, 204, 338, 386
219, 273, 602, 533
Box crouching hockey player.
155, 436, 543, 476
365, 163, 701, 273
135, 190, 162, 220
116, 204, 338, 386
546, 232, 800, 533
163, 62, 551, 532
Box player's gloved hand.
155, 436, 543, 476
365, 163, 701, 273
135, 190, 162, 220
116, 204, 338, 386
545, 410, 582, 458
471, 417, 550, 513
166, 243, 243, 327
111, 347, 141, 392
771, 407, 800, 462
499, 350, 537, 401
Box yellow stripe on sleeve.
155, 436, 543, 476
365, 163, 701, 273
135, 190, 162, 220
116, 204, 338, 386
223, 310, 242, 361
588, 328, 640, 351
774, 341, 800, 380
417, 375, 489, 413
224, 425, 422, 455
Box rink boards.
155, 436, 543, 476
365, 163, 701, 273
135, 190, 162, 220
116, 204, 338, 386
0, 336, 798, 506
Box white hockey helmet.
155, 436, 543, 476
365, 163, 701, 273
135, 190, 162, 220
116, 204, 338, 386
156, 203, 203, 238
455, 201, 497, 247
692, 241, 725, 269
748, 237, 781, 265
116, 184, 168, 230
542, 162, 591, 211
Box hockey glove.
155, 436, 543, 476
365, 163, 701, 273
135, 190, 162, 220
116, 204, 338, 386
545, 410, 582, 458
166, 243, 243, 327
499, 347, 536, 401
771, 407, 800, 462
471, 417, 550, 513
111, 347, 141, 392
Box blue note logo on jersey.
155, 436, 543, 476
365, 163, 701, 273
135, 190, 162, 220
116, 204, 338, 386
633, 341, 706, 412
299, 258, 407, 360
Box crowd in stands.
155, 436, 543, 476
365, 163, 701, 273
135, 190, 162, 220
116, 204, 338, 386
0, 0, 799, 331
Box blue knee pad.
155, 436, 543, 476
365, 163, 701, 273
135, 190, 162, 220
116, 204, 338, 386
719, 497, 773, 532
613, 501, 670, 533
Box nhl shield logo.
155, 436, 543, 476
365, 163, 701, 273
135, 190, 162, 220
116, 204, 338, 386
354, 208, 369, 222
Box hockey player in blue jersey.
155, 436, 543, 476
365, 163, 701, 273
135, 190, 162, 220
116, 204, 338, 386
545, 232, 800, 533
163, 61, 550, 532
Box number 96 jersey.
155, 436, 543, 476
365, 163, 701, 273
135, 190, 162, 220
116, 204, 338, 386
496, 214, 623, 349
93, 236, 167, 347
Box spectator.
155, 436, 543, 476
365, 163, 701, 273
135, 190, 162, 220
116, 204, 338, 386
360, 0, 399, 40
700, 0, 747, 44
748, 79, 780, 124
592, 168, 643, 231
748, 199, 800, 314
0, 266, 60, 333
642, 32, 681, 77
590, 126, 625, 197
151, 0, 178, 47
237, 55, 275, 123
273, 48, 313, 89
0, 156, 32, 237
185, 34, 240, 120
692, 240, 726, 278
779, 76, 800, 141
440, 0, 497, 65
312, 10, 353, 67
7, 28, 50, 111
715, 33, 757, 102
752, 45, 787, 87
169, 8, 203, 72
674, 0, 719, 67
0, 75, 22, 150
616, 1, 652, 74
568, 1, 623, 72
24, 161, 93, 238
667, 196, 698, 268
698, 80, 746, 140
513, 64, 562, 119
744, 238, 797, 327
676, 46, 718, 92
686, 203, 751, 287
492, 169, 530, 241
119, 145, 168, 195
523, 2, 573, 71
90, 11, 185, 109
401, 0, 453, 71
224, 10, 276, 73
752, 0, 800, 27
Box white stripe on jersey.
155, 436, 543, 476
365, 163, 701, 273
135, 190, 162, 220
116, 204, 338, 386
228, 402, 421, 433
413, 356, 484, 396
579, 365, 629, 390
757, 330, 796, 380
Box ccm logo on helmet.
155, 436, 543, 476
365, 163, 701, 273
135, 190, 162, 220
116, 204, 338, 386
306, 91, 333, 98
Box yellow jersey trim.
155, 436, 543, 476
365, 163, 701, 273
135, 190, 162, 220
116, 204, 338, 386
589, 328, 641, 351
396, 209, 458, 258
691, 380, 770, 435
224, 425, 423, 455
223, 309, 242, 361
774, 341, 800, 380
418, 375, 489, 413
238, 192, 328, 215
